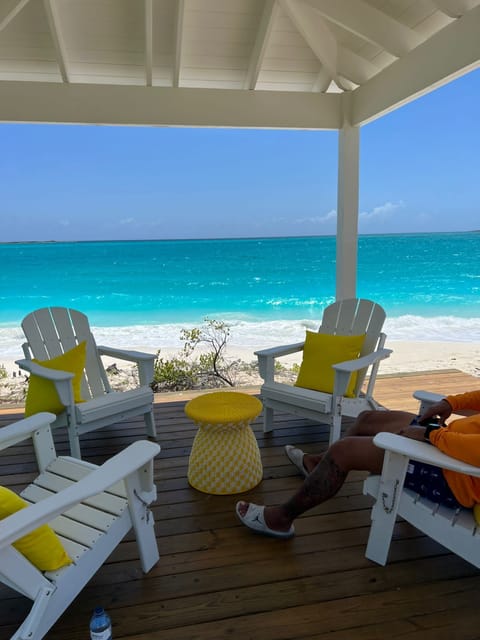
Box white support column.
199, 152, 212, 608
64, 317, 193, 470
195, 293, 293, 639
336, 96, 360, 301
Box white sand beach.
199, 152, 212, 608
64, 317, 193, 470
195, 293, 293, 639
1, 339, 479, 407
225, 340, 480, 378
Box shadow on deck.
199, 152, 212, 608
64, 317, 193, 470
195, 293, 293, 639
1, 370, 480, 639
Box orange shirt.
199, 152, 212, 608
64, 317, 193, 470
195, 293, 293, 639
429, 390, 480, 507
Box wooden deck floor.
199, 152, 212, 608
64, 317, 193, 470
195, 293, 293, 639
1, 370, 480, 640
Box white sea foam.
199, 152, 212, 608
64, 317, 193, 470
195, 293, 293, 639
2, 315, 480, 363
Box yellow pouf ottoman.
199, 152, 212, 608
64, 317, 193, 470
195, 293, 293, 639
185, 391, 263, 495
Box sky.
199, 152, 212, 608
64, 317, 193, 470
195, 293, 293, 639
1, 67, 479, 243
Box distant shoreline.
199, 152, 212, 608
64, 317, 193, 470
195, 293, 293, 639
1, 229, 479, 246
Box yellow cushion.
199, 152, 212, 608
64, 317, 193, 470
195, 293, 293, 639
0, 486, 72, 571
25, 341, 86, 417
473, 504, 480, 525
295, 331, 366, 397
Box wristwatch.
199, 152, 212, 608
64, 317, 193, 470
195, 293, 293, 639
424, 421, 442, 442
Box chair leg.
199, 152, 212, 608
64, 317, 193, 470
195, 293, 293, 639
365, 451, 408, 565
263, 406, 274, 433
144, 410, 157, 440
125, 471, 160, 573
329, 415, 342, 446
132, 511, 159, 573
67, 427, 82, 459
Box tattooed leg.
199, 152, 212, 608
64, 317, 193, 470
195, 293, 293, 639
282, 451, 348, 521
237, 436, 386, 533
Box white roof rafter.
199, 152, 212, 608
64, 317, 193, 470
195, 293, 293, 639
312, 66, 332, 92
173, 0, 185, 88
145, 0, 153, 86
0, 0, 30, 33
432, 0, 479, 18
279, 0, 341, 86
244, 0, 278, 90
338, 48, 379, 85
43, 0, 69, 83
352, 4, 480, 125
303, 0, 423, 58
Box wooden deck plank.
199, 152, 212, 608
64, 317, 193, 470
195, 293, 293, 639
0, 370, 479, 640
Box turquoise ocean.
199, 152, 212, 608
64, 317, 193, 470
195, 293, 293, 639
1, 232, 479, 360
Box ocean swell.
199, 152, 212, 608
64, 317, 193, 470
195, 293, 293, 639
2, 315, 480, 361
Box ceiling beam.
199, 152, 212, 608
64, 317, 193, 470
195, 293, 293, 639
43, 0, 69, 83
303, 0, 423, 58
0, 82, 343, 129
145, 0, 153, 86
431, 0, 480, 18
0, 0, 30, 33
338, 48, 379, 85
279, 0, 339, 82
351, 4, 480, 125
244, 0, 278, 90
280, 0, 379, 89
173, 0, 185, 88
312, 66, 332, 92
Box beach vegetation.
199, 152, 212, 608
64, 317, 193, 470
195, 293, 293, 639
274, 361, 288, 373
151, 318, 240, 392
0, 365, 7, 379
290, 363, 301, 375
152, 353, 199, 391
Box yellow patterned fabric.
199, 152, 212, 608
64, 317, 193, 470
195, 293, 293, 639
185, 391, 263, 424
186, 392, 263, 495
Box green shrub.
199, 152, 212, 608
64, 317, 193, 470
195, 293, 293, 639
151, 318, 239, 392
151, 352, 199, 392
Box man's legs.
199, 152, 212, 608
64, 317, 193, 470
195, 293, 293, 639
345, 409, 416, 437
238, 410, 417, 534
238, 434, 390, 532
300, 410, 416, 473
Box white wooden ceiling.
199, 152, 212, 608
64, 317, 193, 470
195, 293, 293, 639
0, 0, 479, 128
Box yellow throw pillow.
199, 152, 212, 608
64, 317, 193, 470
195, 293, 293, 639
25, 341, 86, 417
295, 331, 366, 397
0, 486, 72, 571
473, 504, 480, 526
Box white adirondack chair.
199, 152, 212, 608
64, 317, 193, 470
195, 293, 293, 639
255, 298, 392, 445
364, 391, 480, 568
17, 307, 157, 459
0, 412, 160, 640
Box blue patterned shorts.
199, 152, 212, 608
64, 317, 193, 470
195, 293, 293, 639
404, 460, 461, 509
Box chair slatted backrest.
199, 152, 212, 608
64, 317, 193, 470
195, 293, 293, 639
319, 298, 387, 394
22, 307, 110, 400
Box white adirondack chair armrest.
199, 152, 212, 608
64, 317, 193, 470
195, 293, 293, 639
413, 390, 446, 406
97, 346, 155, 362
331, 348, 392, 397
97, 346, 155, 386
16, 358, 74, 382
255, 342, 305, 382
15, 358, 75, 407
332, 347, 392, 374
254, 341, 305, 359
0, 413, 56, 451
373, 432, 480, 477
0, 440, 161, 550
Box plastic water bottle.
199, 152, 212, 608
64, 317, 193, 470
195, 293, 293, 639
89, 607, 112, 640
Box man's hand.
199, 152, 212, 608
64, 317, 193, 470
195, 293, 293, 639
418, 399, 452, 425
398, 425, 427, 441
